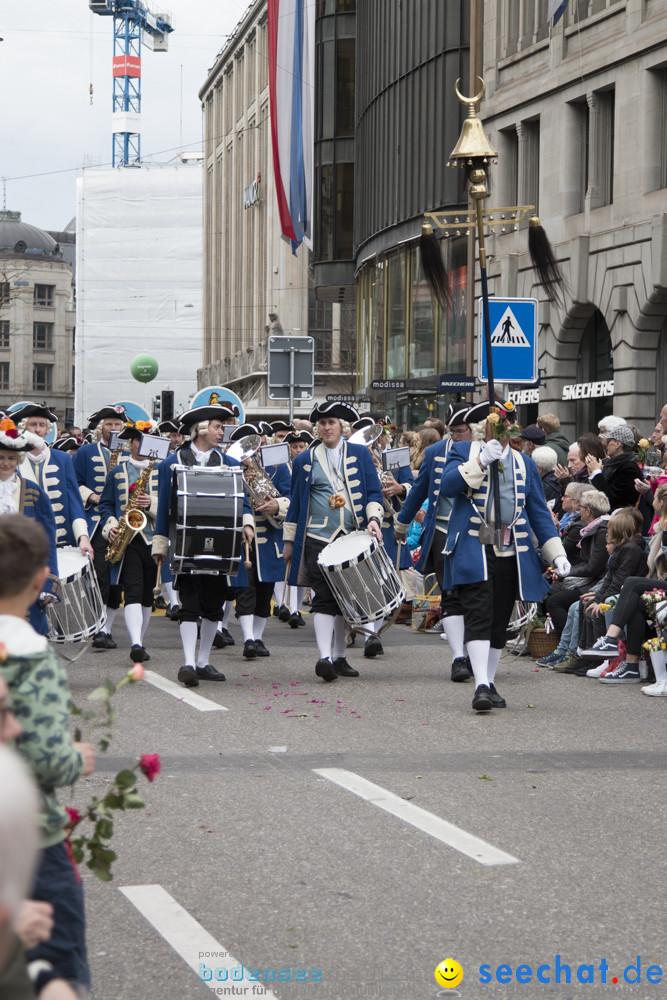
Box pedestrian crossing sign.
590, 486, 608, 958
478, 297, 538, 384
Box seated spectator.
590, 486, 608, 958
536, 413, 569, 466
582, 482, 667, 687
544, 489, 611, 634
532, 446, 562, 514
558, 482, 588, 558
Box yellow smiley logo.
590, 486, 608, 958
435, 959, 464, 989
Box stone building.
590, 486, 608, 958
479, 0, 667, 436
0, 211, 75, 424
198, 0, 356, 418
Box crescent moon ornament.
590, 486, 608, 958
454, 76, 485, 107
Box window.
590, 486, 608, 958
33, 323, 54, 350
310, 299, 333, 368
32, 363, 53, 393
0, 321, 8, 348
0, 362, 8, 390
34, 284, 54, 307
0, 283, 9, 305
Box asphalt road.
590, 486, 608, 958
64, 607, 666, 1000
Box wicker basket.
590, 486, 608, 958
527, 628, 559, 659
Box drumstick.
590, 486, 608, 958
244, 538, 252, 569
153, 561, 162, 598
395, 538, 403, 571
280, 560, 290, 607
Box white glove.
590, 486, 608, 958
554, 556, 571, 578
478, 439, 504, 467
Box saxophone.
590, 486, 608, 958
106, 461, 154, 564
108, 445, 121, 471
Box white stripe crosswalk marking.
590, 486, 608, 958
143, 670, 228, 712
313, 768, 520, 866
120, 885, 278, 997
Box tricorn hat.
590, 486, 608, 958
87, 404, 128, 429
309, 400, 360, 424
9, 401, 58, 424
178, 404, 238, 431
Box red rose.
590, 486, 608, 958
65, 807, 82, 828
129, 483, 137, 492
6, 429, 18, 439
139, 753, 161, 782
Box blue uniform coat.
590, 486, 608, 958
14, 476, 62, 634
395, 439, 451, 572
20, 447, 88, 547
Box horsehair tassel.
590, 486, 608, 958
420, 221, 452, 310
528, 215, 566, 308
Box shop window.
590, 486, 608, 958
386, 253, 406, 379
336, 38, 355, 136
408, 248, 436, 378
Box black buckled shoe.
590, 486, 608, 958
212, 632, 227, 649
130, 644, 145, 663
364, 635, 384, 658
333, 656, 359, 677
278, 605, 290, 622
243, 639, 257, 659
177, 665, 199, 688
196, 664, 226, 681
472, 684, 493, 712
219, 627, 235, 646
451, 656, 472, 683
315, 658, 337, 682
254, 640, 270, 657
488, 683, 506, 708
141, 647, 150, 662
288, 612, 301, 629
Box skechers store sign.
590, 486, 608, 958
562, 380, 614, 400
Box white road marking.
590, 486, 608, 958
143, 670, 228, 712
120, 885, 278, 997
313, 768, 520, 866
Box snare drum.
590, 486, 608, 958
317, 530, 406, 627
169, 466, 244, 575
47, 547, 106, 644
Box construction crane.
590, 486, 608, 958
89, 1, 174, 167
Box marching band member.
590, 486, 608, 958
152, 403, 254, 688
394, 402, 474, 682
269, 419, 294, 445
440, 407, 569, 712
98, 422, 162, 663
158, 418, 185, 455
350, 416, 414, 657
229, 422, 292, 657
0, 418, 61, 634
283, 401, 384, 682
13, 402, 93, 557
283, 430, 314, 626
156, 417, 185, 613
73, 405, 128, 649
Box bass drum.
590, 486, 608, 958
169, 466, 244, 575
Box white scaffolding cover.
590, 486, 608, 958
75, 165, 202, 422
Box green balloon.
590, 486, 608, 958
130, 354, 159, 383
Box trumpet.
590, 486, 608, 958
226, 434, 282, 528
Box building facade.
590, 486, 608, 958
0, 211, 75, 423
314, 0, 472, 426
199, 0, 356, 418
479, 0, 667, 436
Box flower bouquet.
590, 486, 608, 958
487, 404, 522, 474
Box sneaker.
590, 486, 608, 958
600, 645, 626, 677
586, 660, 611, 678
641, 680, 667, 697
553, 653, 580, 672
599, 662, 641, 684
425, 619, 445, 634
581, 636, 619, 658
536, 650, 563, 667
546, 654, 569, 669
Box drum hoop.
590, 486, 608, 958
317, 531, 377, 571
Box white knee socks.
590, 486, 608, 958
289, 586, 306, 615
179, 621, 198, 666
221, 601, 233, 628
141, 606, 151, 642
197, 619, 218, 667
332, 616, 347, 659
104, 606, 117, 633
313, 613, 335, 660
487, 647, 503, 685
253, 616, 267, 640
123, 603, 143, 647
443, 615, 466, 660
466, 639, 491, 688
238, 614, 255, 643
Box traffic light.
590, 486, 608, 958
161, 390, 174, 422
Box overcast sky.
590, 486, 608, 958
1, 0, 253, 231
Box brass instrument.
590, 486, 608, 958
108, 445, 121, 471
226, 434, 282, 529
348, 423, 396, 513
106, 461, 154, 564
